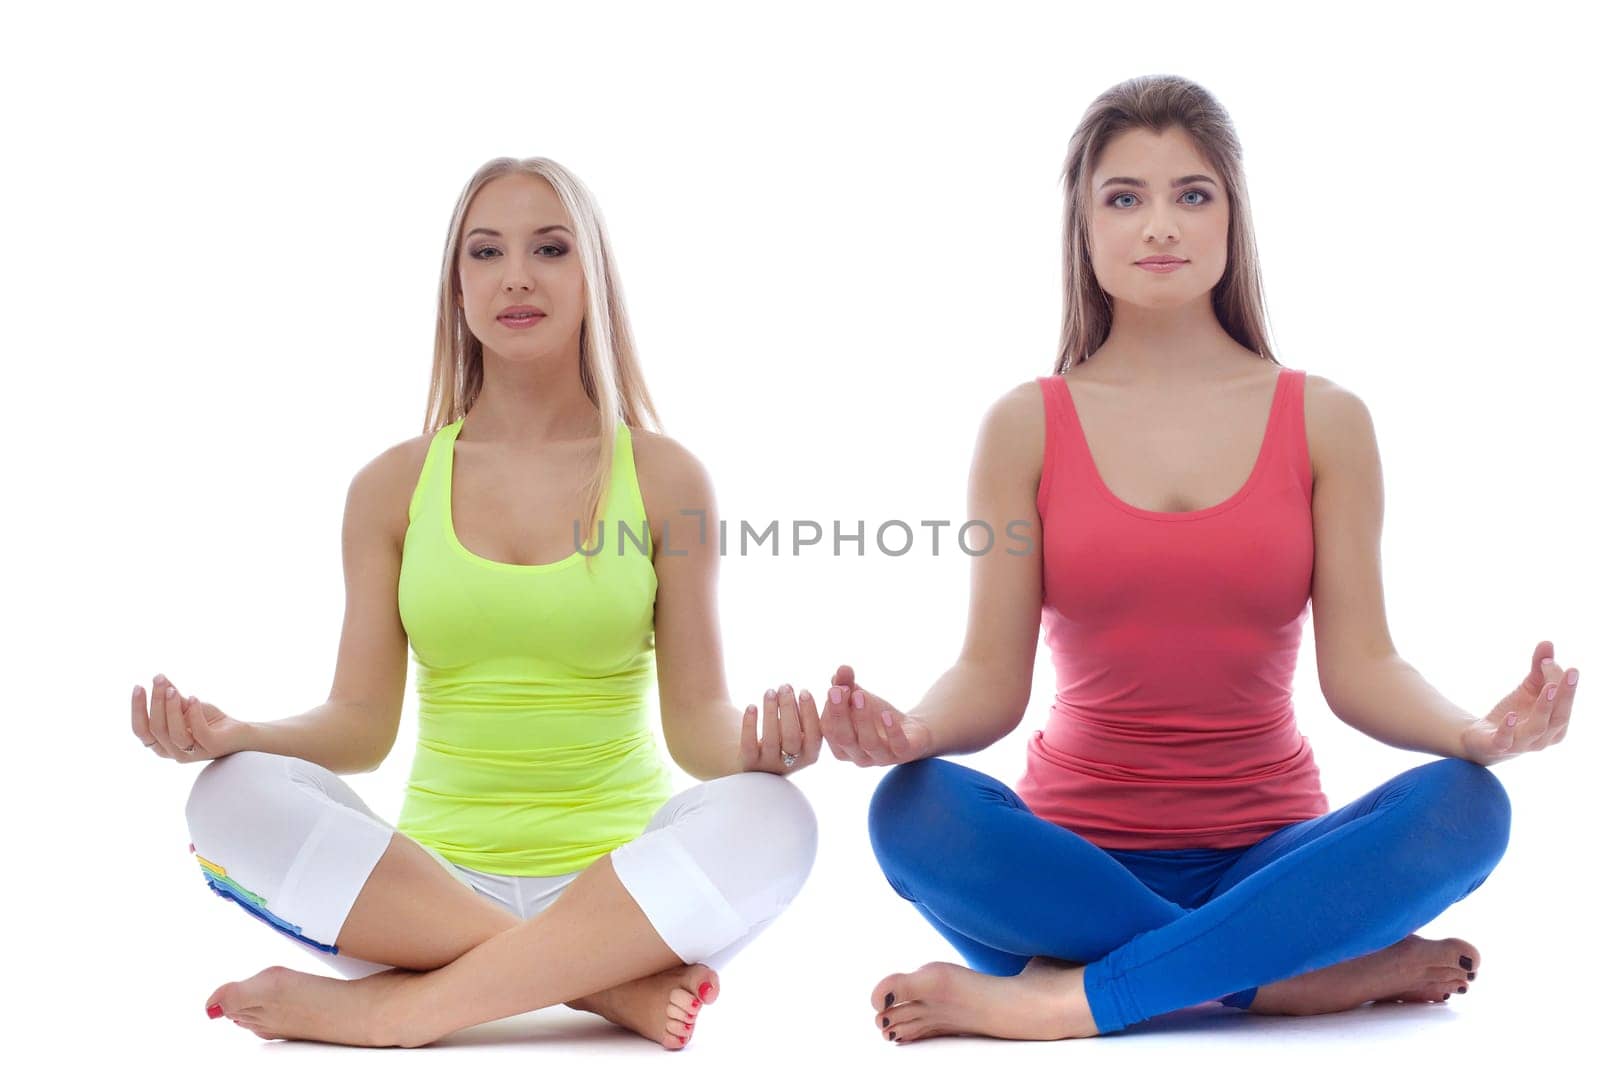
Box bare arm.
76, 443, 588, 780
1306, 377, 1479, 759
907, 383, 1047, 757
247, 445, 412, 775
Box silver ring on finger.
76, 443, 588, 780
182, 744, 196, 753
781, 749, 797, 768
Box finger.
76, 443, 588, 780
820, 693, 863, 762
184, 696, 211, 753
131, 684, 158, 748
148, 675, 175, 753
163, 682, 195, 754
1547, 667, 1578, 745
762, 688, 781, 766
850, 690, 891, 762
833, 664, 856, 689
740, 704, 759, 769
796, 688, 824, 763
776, 684, 803, 764
882, 707, 918, 761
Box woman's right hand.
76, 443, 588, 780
132, 674, 251, 763
820, 663, 932, 767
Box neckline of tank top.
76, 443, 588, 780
440, 416, 634, 572
1054, 367, 1293, 523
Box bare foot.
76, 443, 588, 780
566, 963, 719, 1049
871, 956, 1099, 1043
205, 964, 419, 1046
1249, 934, 1480, 1016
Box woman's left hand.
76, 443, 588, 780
1460, 640, 1578, 766
739, 683, 822, 776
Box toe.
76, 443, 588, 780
684, 964, 719, 1005
881, 1003, 920, 1031
1447, 938, 1480, 973
891, 1017, 932, 1043
871, 973, 907, 1012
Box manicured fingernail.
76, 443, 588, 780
1460, 956, 1472, 969
1506, 712, 1518, 727
698, 981, 712, 998
206, 1003, 223, 1019
1567, 668, 1579, 685
1546, 685, 1557, 702
1542, 658, 1554, 666
765, 689, 775, 700
852, 690, 864, 709
829, 687, 842, 704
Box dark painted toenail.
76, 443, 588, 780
1458, 986, 1467, 994
885, 992, 895, 1008
1443, 993, 1450, 999
881, 1016, 889, 1029
1459, 956, 1472, 969
1467, 972, 1476, 980
889, 1031, 897, 1040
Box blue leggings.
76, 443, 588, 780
867, 756, 1512, 1035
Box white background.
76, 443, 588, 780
7, 0, 1596, 1062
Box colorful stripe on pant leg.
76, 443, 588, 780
189, 842, 340, 955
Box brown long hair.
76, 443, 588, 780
421, 158, 663, 567
1055, 74, 1278, 374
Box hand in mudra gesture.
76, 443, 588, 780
819, 663, 932, 767
1461, 640, 1578, 766
738, 683, 823, 776
131, 673, 251, 763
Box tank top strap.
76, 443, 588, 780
1277, 368, 1312, 500
408, 416, 466, 526
607, 421, 652, 554
1034, 374, 1073, 518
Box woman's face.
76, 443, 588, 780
456, 173, 586, 363
1086, 126, 1230, 310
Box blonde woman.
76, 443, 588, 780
820, 74, 1575, 1042
133, 158, 822, 1048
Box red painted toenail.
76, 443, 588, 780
699, 982, 712, 998
691, 998, 700, 1008
206, 1003, 223, 1019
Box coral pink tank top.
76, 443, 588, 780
1015, 366, 1331, 850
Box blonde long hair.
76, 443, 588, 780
1055, 74, 1279, 374
422, 158, 663, 567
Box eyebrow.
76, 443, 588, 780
464, 224, 574, 238
1097, 174, 1218, 191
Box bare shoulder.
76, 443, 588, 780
628, 425, 715, 521
1303, 372, 1378, 488
352, 430, 436, 547
978, 378, 1047, 472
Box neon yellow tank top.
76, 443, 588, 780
394, 416, 672, 875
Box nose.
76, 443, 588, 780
1143, 205, 1181, 244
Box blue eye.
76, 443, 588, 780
1108, 189, 1212, 208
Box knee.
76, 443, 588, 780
867, 758, 960, 868
185, 750, 294, 848
1415, 758, 1513, 865
716, 772, 818, 898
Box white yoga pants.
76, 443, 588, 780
184, 750, 819, 980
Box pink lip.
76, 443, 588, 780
498, 311, 546, 328
1137, 260, 1186, 273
